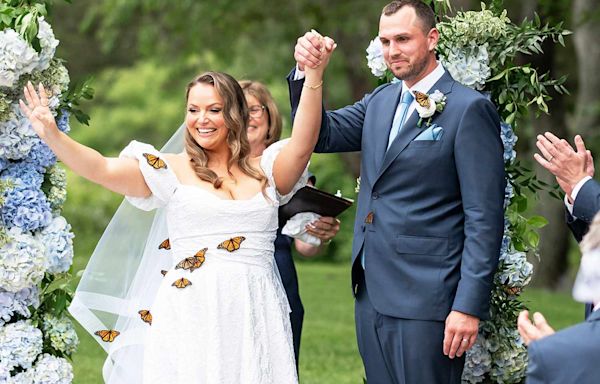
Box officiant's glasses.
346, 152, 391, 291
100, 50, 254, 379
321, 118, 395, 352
249, 105, 266, 118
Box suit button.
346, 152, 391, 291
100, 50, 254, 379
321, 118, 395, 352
372, 192, 379, 199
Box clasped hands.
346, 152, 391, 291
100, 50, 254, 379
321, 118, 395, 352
295, 30, 337, 74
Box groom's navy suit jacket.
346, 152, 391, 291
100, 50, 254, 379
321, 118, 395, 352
526, 309, 600, 384
288, 70, 505, 321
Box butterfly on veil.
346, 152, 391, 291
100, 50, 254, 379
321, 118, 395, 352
95, 329, 120, 342
160, 270, 168, 277
143, 153, 168, 170
138, 310, 152, 325
172, 277, 192, 289
175, 248, 208, 272
158, 238, 171, 250
217, 236, 246, 252
413, 90, 431, 109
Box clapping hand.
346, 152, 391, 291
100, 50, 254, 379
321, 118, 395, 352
517, 310, 555, 345
19, 81, 59, 140
534, 133, 594, 199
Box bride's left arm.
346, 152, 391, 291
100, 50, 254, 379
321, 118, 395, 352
272, 35, 336, 195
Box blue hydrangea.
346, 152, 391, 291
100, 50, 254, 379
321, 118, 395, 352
56, 110, 70, 133
503, 182, 513, 210
23, 139, 56, 172
441, 43, 491, 90
463, 335, 492, 383
0, 158, 8, 172
0, 320, 43, 371
1, 164, 52, 231
0, 227, 45, 292
0, 286, 39, 327
500, 122, 517, 164
42, 314, 79, 355
40, 217, 74, 274
497, 250, 533, 290
489, 329, 528, 383
0, 105, 38, 161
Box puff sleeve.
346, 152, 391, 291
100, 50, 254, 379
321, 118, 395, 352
119, 140, 179, 210
260, 138, 309, 205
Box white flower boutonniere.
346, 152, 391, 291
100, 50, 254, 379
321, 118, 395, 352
414, 90, 447, 127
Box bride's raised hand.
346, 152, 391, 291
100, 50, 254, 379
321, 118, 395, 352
19, 81, 59, 140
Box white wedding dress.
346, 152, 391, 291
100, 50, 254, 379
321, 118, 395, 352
120, 139, 302, 384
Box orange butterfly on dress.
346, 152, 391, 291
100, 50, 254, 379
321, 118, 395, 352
138, 310, 152, 325
158, 238, 171, 250
95, 329, 120, 342
172, 277, 192, 289
217, 236, 246, 252
143, 153, 168, 170
413, 91, 431, 109
175, 248, 208, 272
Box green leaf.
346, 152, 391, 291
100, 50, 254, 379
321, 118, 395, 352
527, 216, 548, 228
527, 231, 540, 248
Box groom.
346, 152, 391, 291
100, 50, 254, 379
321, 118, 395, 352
288, 1, 505, 383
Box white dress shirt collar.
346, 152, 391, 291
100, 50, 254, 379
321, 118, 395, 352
401, 62, 445, 95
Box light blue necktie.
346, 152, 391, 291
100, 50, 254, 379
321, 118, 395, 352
386, 90, 414, 150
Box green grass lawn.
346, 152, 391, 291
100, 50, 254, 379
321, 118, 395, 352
70, 262, 584, 383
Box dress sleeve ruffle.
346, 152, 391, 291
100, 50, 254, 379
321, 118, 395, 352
119, 140, 179, 210
260, 138, 309, 205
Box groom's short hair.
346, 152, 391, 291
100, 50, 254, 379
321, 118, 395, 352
382, 0, 436, 33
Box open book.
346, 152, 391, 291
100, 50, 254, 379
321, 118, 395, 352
278, 185, 354, 227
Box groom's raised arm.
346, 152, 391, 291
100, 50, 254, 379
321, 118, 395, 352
452, 96, 505, 319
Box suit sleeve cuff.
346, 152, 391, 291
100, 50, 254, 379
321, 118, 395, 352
572, 176, 592, 202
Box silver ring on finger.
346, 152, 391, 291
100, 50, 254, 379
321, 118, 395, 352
548, 156, 554, 163
462, 338, 469, 344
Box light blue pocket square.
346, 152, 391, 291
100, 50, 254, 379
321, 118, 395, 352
414, 124, 444, 141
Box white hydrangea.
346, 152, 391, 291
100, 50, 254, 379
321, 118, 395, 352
42, 314, 79, 355
0, 29, 38, 88
0, 361, 11, 382
40, 216, 74, 274
441, 43, 491, 90
366, 37, 387, 78
0, 104, 38, 161
0, 320, 43, 371
0, 227, 46, 292
463, 335, 493, 383
27, 354, 73, 384
35, 18, 59, 72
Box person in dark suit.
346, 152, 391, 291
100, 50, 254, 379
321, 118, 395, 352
518, 212, 600, 384
240, 80, 340, 367
288, 1, 505, 383
534, 132, 598, 316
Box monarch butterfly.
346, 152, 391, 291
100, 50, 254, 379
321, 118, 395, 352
413, 91, 431, 109
175, 248, 208, 272
143, 153, 168, 170
158, 238, 171, 250
95, 329, 120, 342
172, 277, 192, 289
160, 270, 168, 277
138, 310, 152, 325
217, 236, 246, 252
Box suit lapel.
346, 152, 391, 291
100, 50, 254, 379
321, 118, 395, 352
375, 72, 455, 182
373, 83, 403, 172
587, 309, 600, 322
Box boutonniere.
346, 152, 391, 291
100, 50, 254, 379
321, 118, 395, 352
414, 90, 446, 127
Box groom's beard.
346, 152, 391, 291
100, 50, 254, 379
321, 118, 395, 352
388, 53, 429, 82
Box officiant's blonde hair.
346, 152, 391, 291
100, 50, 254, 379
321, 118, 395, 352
184, 71, 267, 190
239, 80, 283, 147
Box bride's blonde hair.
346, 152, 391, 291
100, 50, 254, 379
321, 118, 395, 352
184, 72, 266, 189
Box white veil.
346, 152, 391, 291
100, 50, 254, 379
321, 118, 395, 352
68, 124, 185, 384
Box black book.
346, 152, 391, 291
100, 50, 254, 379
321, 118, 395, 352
278, 185, 354, 227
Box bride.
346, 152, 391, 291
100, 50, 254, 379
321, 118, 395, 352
19, 39, 335, 383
